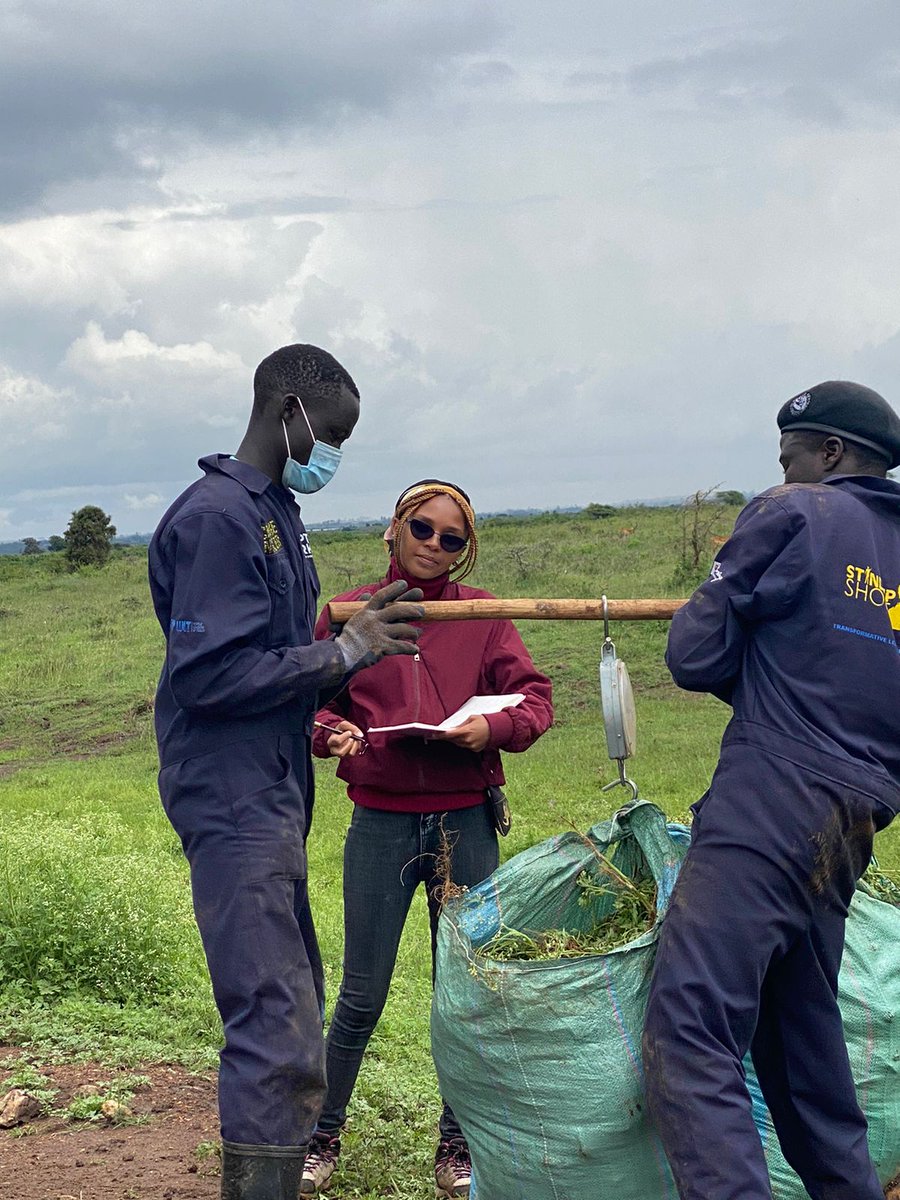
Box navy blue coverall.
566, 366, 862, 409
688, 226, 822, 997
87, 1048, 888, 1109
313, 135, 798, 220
643, 475, 899, 1200
149, 455, 347, 1150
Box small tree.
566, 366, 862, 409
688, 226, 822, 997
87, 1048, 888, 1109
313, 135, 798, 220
679, 485, 725, 570
64, 506, 117, 570
21, 537, 44, 555
583, 503, 616, 520
714, 489, 746, 507
501, 542, 552, 582
669, 485, 729, 591
47, 535, 66, 553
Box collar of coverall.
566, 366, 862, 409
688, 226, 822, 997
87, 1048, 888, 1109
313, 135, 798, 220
201, 454, 276, 497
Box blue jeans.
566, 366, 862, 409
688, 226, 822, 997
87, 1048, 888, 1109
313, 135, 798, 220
318, 802, 499, 1139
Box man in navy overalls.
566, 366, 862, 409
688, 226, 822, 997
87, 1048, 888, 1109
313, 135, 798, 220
149, 344, 424, 1199
643, 381, 900, 1200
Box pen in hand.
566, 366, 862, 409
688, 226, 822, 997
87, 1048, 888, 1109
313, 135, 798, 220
314, 721, 367, 743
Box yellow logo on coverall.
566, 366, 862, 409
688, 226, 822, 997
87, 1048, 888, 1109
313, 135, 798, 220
844, 564, 898, 620
262, 520, 283, 555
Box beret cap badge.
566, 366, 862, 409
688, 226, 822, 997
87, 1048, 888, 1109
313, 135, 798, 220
789, 392, 811, 415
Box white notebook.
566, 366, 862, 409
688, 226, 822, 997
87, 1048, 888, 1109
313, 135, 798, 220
367, 693, 525, 737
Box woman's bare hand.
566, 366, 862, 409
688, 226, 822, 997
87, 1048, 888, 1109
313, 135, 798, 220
327, 721, 366, 758
433, 714, 491, 752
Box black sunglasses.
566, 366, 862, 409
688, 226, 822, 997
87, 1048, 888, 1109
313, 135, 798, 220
408, 517, 468, 555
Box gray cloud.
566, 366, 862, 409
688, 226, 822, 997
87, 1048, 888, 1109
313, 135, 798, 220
0, 1, 501, 214
2, 1, 900, 541
626, 3, 900, 124
462, 60, 518, 87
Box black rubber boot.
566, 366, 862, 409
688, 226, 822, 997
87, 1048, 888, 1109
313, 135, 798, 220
220, 1141, 305, 1200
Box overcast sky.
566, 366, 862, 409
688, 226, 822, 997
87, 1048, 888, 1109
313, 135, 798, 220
2, 1, 900, 538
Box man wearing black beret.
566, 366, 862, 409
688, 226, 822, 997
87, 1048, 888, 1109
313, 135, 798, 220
777, 379, 900, 480
643, 382, 899, 1200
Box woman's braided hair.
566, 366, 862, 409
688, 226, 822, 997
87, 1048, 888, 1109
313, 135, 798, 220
390, 478, 478, 581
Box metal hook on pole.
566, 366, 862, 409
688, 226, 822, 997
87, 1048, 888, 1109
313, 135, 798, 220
601, 593, 611, 645
601, 757, 639, 801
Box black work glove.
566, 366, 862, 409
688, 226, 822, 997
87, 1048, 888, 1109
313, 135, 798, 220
335, 580, 425, 671
327, 593, 371, 635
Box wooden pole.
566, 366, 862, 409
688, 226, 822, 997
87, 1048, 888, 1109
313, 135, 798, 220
327, 597, 687, 623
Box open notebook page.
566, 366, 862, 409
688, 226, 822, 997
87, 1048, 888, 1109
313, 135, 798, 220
368, 693, 524, 736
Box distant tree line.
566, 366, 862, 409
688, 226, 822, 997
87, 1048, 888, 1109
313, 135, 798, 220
8, 494, 749, 565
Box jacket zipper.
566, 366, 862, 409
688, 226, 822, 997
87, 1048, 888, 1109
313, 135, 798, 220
412, 653, 427, 791
412, 652, 421, 718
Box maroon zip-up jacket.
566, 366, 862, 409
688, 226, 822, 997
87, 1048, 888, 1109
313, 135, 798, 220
312, 562, 554, 813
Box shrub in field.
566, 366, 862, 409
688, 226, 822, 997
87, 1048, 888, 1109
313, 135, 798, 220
59, 1073, 149, 1122
675, 486, 726, 569
714, 489, 746, 506
0, 1057, 57, 1110
0, 813, 203, 1004
582, 503, 617, 520
64, 505, 116, 570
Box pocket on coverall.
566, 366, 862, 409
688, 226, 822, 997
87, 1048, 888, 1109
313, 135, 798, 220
159, 733, 307, 882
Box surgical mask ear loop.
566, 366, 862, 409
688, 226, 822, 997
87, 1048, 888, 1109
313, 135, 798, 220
296, 396, 317, 444
283, 397, 318, 461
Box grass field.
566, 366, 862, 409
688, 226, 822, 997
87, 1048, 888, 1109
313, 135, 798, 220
0, 506, 897, 1198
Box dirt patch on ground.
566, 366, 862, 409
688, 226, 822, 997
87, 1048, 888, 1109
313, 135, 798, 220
0, 731, 139, 781
1, 1047, 897, 1199
0, 1050, 220, 1200
51, 730, 133, 758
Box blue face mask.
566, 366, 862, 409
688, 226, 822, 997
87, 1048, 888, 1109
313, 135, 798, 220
281, 400, 343, 494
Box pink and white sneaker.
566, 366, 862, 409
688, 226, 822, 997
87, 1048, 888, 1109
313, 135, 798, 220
300, 1131, 341, 1195
434, 1136, 471, 1198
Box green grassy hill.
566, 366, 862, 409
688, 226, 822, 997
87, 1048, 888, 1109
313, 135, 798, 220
0, 509, 896, 1198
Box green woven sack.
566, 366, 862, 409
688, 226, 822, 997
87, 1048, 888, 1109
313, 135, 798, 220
432, 800, 686, 1200
432, 802, 900, 1200
748, 882, 900, 1197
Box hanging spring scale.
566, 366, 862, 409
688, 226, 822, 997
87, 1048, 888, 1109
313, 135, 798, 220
598, 594, 639, 800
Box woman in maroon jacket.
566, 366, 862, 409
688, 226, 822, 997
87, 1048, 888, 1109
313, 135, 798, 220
301, 480, 553, 1199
